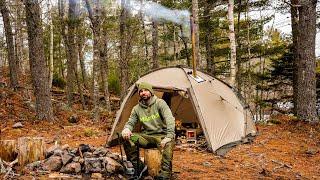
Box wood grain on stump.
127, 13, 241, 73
0, 140, 17, 162
17, 137, 45, 166
144, 149, 161, 177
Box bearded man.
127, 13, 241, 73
121, 82, 175, 180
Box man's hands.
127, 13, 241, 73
121, 128, 132, 140
160, 137, 172, 148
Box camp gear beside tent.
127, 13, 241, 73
107, 66, 257, 155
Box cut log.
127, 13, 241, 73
17, 137, 45, 166
0, 140, 17, 162
144, 149, 161, 177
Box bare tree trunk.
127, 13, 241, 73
163, 24, 168, 63
65, 0, 79, 107
0, 0, 19, 89
85, 0, 111, 116
228, 0, 237, 87
236, 0, 242, 93
179, 25, 190, 66
191, 0, 201, 68
152, 20, 159, 69
84, 0, 101, 120
293, 0, 318, 122
100, 26, 111, 112
245, 0, 252, 104
14, 0, 24, 75
119, 0, 129, 99
140, 11, 148, 64
203, 1, 213, 74
57, 1, 65, 79
290, 0, 299, 115
47, 0, 54, 89
75, 63, 86, 110
24, 0, 53, 120
173, 25, 177, 62
77, 28, 88, 89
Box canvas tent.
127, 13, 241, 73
107, 66, 256, 153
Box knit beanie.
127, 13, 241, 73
138, 82, 154, 95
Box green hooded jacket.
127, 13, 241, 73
124, 95, 175, 139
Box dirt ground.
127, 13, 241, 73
1, 87, 320, 179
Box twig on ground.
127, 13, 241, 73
0, 158, 6, 174
1, 158, 20, 179
78, 147, 83, 158
9, 158, 18, 166
272, 160, 292, 171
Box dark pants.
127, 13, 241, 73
123, 133, 174, 179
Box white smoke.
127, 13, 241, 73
118, 0, 190, 27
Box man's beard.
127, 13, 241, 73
140, 95, 151, 104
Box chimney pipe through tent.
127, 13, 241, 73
190, 15, 197, 78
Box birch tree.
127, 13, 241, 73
228, 0, 237, 87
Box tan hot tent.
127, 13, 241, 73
107, 66, 256, 153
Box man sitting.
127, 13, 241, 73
121, 82, 175, 180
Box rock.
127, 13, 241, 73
60, 162, 81, 173
73, 156, 80, 162
53, 149, 63, 157
68, 114, 79, 123
46, 145, 61, 158
104, 157, 124, 173
93, 147, 109, 157
61, 153, 74, 165
12, 122, 23, 128
61, 144, 70, 151
306, 148, 319, 155
79, 158, 85, 164
79, 144, 91, 153
83, 152, 94, 158
91, 173, 103, 179
70, 148, 78, 155
106, 153, 120, 161
202, 161, 212, 167
43, 156, 63, 171
25, 160, 43, 171
84, 158, 102, 173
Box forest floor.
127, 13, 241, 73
0, 84, 320, 179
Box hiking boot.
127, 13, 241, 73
126, 165, 148, 180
